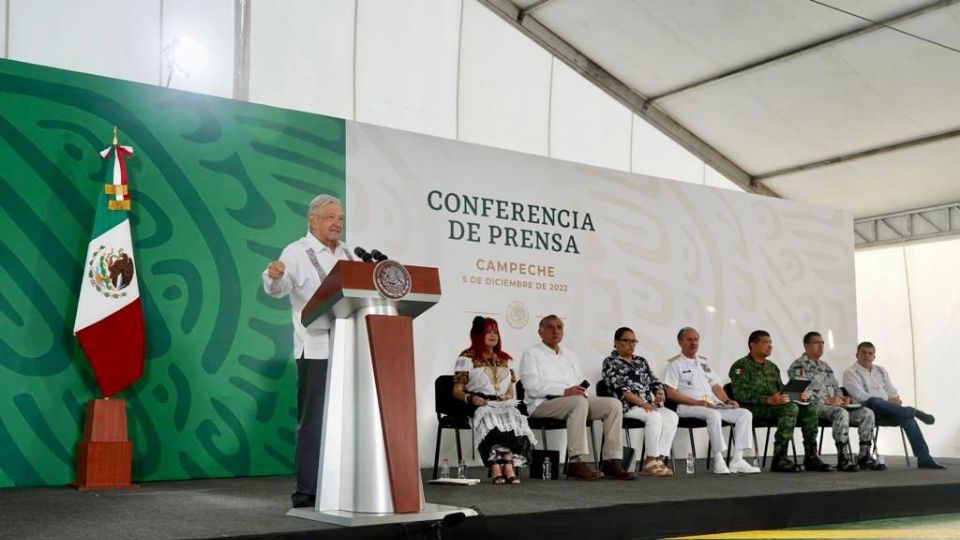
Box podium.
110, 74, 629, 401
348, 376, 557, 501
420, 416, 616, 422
287, 260, 475, 526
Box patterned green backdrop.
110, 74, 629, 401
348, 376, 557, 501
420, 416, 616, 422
0, 59, 345, 487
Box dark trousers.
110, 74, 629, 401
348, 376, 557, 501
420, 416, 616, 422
296, 357, 328, 496
863, 397, 930, 460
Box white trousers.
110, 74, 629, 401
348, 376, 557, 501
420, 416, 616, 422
676, 404, 754, 453
623, 406, 679, 458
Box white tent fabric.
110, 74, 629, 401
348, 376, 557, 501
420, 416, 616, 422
488, 0, 960, 219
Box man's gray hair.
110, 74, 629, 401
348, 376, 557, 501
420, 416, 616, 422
307, 194, 342, 217
677, 327, 699, 341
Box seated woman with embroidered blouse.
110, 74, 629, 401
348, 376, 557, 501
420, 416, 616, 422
453, 316, 537, 484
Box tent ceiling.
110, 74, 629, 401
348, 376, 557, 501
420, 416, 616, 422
482, 0, 960, 219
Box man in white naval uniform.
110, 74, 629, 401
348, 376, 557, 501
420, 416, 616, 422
662, 327, 761, 474
263, 194, 352, 507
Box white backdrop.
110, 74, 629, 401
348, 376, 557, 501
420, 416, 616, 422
346, 122, 857, 466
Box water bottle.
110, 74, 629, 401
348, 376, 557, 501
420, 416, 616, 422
457, 459, 467, 479
685, 452, 695, 474
440, 458, 450, 479
877, 454, 885, 467
542, 457, 552, 480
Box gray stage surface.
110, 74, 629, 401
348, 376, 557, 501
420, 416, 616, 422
2, 458, 958, 540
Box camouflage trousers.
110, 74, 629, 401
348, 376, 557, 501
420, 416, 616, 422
746, 402, 818, 446
819, 404, 875, 445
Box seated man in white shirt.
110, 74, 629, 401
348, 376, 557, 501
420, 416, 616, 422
663, 327, 761, 474
519, 315, 634, 480
841, 341, 944, 470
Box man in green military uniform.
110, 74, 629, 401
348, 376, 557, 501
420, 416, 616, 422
729, 330, 832, 473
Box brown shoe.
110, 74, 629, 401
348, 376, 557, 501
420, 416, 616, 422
600, 459, 636, 480
566, 461, 602, 480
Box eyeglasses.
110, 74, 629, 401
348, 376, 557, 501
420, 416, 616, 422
617, 339, 639, 345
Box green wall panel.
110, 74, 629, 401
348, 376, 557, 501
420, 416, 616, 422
0, 59, 345, 487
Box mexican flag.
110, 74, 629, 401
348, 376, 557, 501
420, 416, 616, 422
73, 138, 145, 397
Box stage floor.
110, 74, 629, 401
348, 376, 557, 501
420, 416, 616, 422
3, 457, 959, 540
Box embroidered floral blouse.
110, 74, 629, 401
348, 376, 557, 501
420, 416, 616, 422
601, 351, 663, 413
454, 349, 516, 398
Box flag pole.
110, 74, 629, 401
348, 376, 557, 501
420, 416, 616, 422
73, 125, 140, 490
105, 125, 116, 403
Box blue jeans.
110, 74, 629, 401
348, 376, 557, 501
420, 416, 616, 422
863, 397, 930, 461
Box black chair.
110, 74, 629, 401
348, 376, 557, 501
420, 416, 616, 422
724, 383, 796, 468
516, 381, 599, 472
596, 380, 647, 460
873, 418, 912, 467
432, 375, 473, 479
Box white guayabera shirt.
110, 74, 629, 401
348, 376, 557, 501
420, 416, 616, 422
262, 234, 351, 360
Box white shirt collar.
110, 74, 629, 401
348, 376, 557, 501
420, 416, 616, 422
537, 341, 564, 355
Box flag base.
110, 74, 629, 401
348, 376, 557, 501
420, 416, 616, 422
74, 398, 136, 490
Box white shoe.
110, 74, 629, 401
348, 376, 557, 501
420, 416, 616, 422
729, 458, 762, 474
712, 459, 731, 474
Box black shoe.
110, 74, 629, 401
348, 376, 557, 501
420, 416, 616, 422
803, 443, 833, 472
858, 455, 887, 471
918, 459, 946, 470
291, 492, 316, 508
915, 410, 935, 425
835, 444, 859, 472
770, 444, 800, 473
804, 455, 833, 472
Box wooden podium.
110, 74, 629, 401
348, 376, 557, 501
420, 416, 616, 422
286, 260, 475, 526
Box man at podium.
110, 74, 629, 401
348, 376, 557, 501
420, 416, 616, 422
262, 194, 352, 508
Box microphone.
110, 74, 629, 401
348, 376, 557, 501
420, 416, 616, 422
353, 246, 373, 262
370, 249, 388, 262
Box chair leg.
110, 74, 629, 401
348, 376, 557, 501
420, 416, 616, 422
900, 427, 910, 467
791, 439, 797, 464
470, 418, 476, 460
726, 428, 734, 462
433, 426, 443, 480
752, 428, 760, 467
818, 426, 825, 455
706, 439, 712, 469
622, 428, 633, 470
454, 428, 463, 464
590, 424, 600, 469
761, 427, 771, 469
873, 426, 880, 460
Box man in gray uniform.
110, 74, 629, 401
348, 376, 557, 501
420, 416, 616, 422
788, 332, 884, 471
